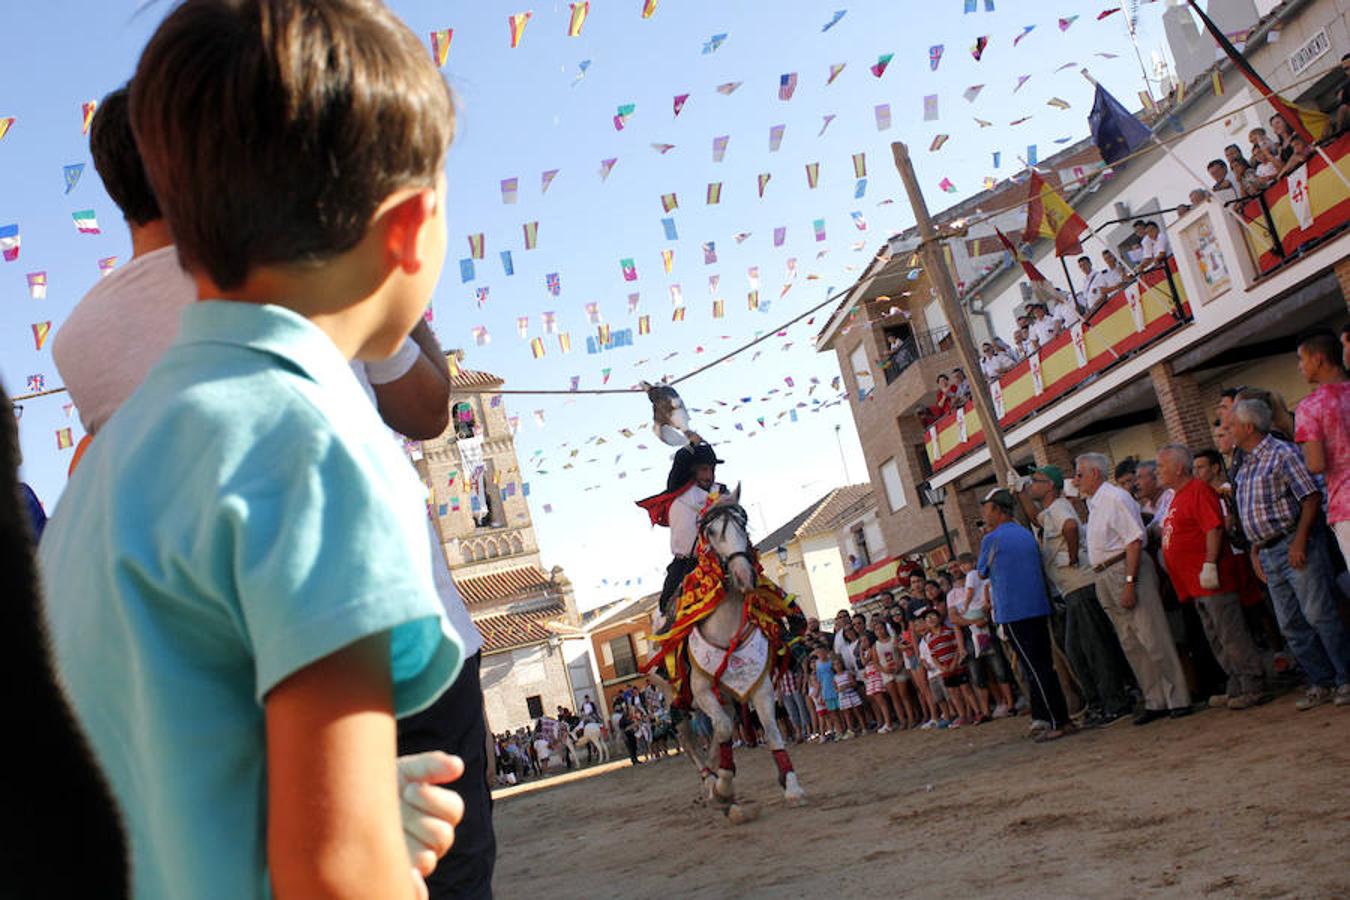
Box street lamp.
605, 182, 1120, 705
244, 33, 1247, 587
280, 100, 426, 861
921, 481, 957, 560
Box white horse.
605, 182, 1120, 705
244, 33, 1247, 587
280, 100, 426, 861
570, 720, 610, 764
661, 486, 806, 817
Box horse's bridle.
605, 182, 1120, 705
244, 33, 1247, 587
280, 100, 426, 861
698, 503, 757, 577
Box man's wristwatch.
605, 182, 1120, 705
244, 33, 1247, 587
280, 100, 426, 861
1124, 574, 1136, 584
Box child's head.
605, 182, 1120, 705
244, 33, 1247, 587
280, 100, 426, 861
924, 610, 943, 631
831, 653, 847, 672
130, 0, 454, 356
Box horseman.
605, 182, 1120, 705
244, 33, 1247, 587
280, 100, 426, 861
639, 441, 727, 634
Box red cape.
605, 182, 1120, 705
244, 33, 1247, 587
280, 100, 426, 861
635, 481, 696, 527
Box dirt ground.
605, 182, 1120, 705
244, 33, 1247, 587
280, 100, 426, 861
493, 700, 1349, 899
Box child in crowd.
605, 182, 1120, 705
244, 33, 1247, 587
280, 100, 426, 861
877, 613, 917, 729
860, 632, 897, 733
814, 646, 841, 738
904, 608, 942, 727
922, 611, 978, 727
950, 555, 1000, 721
831, 654, 866, 738
807, 664, 827, 740
37, 2, 465, 897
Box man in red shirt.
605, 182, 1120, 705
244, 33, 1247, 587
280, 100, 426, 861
1158, 444, 1271, 709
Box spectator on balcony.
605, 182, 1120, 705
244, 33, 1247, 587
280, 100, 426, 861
993, 335, 1020, 362
979, 342, 1017, 379
1230, 398, 1350, 709
1206, 160, 1240, 205
1093, 250, 1127, 308
1048, 288, 1082, 333
1072, 255, 1096, 310
1232, 157, 1269, 197
1139, 221, 1172, 271
1250, 143, 1280, 183
1013, 326, 1038, 361
1028, 302, 1061, 347
1075, 452, 1193, 724
1223, 143, 1248, 173
1187, 188, 1210, 207
1270, 113, 1296, 163
950, 368, 973, 405
1294, 330, 1350, 569
1275, 134, 1314, 179
1248, 127, 1279, 161
1328, 53, 1350, 139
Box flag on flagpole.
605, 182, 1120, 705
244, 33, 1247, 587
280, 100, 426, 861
467, 233, 485, 259
508, 12, 531, 48
852, 152, 866, 178
1088, 82, 1152, 165
522, 221, 539, 249
26, 271, 46, 299
567, 2, 589, 37
429, 29, 453, 65
1023, 172, 1087, 256
72, 209, 99, 233
994, 226, 1047, 281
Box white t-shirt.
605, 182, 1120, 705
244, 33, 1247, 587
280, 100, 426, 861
951, 578, 991, 650
1037, 498, 1095, 595
1030, 316, 1059, 346
669, 483, 710, 556
1141, 230, 1171, 261
1052, 300, 1081, 330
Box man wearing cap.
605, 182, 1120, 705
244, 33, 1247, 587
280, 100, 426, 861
976, 488, 1073, 741
1075, 452, 1192, 724
1016, 466, 1133, 726
640, 442, 725, 633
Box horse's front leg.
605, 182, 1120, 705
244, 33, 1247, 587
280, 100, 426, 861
752, 673, 806, 807
690, 671, 736, 803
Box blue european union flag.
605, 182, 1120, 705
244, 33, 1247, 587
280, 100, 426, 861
1088, 83, 1152, 166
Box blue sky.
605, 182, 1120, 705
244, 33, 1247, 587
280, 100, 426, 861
1, 0, 1173, 609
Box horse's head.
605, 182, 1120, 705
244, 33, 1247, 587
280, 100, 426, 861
698, 483, 757, 594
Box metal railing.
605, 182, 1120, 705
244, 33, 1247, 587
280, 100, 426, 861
881, 326, 953, 384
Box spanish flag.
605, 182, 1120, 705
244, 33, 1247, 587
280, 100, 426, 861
56, 428, 73, 450
429, 29, 453, 66
747, 290, 760, 310
507, 12, 531, 48
994, 226, 1048, 283
852, 152, 866, 178
672, 306, 686, 322
638, 315, 651, 335
641, 0, 658, 18
1022, 172, 1087, 257
706, 182, 722, 205
522, 221, 538, 249
530, 337, 546, 359
1186, 0, 1325, 142
559, 332, 572, 353
598, 323, 611, 345
712, 299, 725, 319
81, 101, 97, 135
805, 162, 820, 189
467, 233, 484, 259
567, 1, 589, 37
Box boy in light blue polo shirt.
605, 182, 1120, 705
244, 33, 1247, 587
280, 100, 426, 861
38, 2, 465, 897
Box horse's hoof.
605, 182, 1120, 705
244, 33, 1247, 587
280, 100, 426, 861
784, 792, 809, 808
724, 801, 760, 825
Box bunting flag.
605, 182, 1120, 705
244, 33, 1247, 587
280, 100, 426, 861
963, 84, 984, 103
500, 177, 519, 204
923, 95, 939, 121
994, 226, 1047, 282
813, 219, 826, 242
467, 233, 485, 259
1211, 70, 1225, 97
672, 306, 686, 322
541, 311, 557, 334
1047, 97, 1070, 110
567, 1, 589, 36
983, 176, 997, 190
1013, 25, 1035, 46
929, 45, 944, 70
500, 250, 515, 275
712, 299, 725, 319
821, 9, 846, 30
768, 124, 785, 151
747, 290, 760, 311
705, 182, 722, 204
870, 53, 893, 78
63, 163, 84, 194
572, 59, 591, 85
620, 258, 638, 281
597, 323, 611, 345
747, 266, 760, 290
929, 134, 949, 152
81, 100, 97, 135
541, 169, 559, 192
429, 28, 453, 66
851, 152, 866, 178
669, 284, 683, 306
971, 36, 988, 60
778, 73, 798, 101
72, 209, 99, 234
627, 292, 641, 314
530, 337, 546, 358
599, 158, 617, 180
642, 0, 658, 18
56, 428, 73, 450
993, 150, 1001, 168
1187, 0, 1325, 142
26, 271, 46, 299
1015, 74, 1032, 93
522, 221, 539, 249
546, 272, 561, 296
773, 226, 786, 247
757, 173, 772, 197
1097, 7, 1120, 19
459, 258, 475, 282
939, 177, 957, 193
97, 256, 118, 277
1023, 171, 1087, 256
874, 104, 891, 130
715, 81, 742, 95
661, 192, 678, 213
0, 117, 14, 143
601, 368, 612, 385
712, 135, 729, 162
854, 178, 867, 198
471, 325, 490, 346
818, 114, 836, 136
517, 316, 530, 339
475, 287, 490, 308
614, 103, 635, 130
1026, 144, 1039, 165
508, 12, 531, 48
661, 217, 678, 240
1008, 116, 1031, 126
559, 332, 572, 352
0, 224, 18, 261
702, 33, 728, 54
805, 163, 819, 189
702, 242, 717, 264
850, 211, 868, 231
31, 321, 51, 350
661, 249, 674, 273
1058, 15, 1078, 30
708, 274, 720, 294
826, 62, 846, 85
27, 374, 45, 393
638, 314, 651, 335
673, 93, 689, 117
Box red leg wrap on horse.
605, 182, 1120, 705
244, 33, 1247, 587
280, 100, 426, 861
718, 741, 735, 773
772, 749, 794, 788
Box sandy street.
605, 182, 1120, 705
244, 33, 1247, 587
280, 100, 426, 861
494, 700, 1348, 899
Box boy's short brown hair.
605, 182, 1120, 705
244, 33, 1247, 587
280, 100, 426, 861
130, 0, 454, 289
89, 87, 162, 227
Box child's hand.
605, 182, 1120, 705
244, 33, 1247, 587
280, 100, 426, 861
397, 752, 466, 876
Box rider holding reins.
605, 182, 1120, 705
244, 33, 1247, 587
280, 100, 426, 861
641, 441, 726, 634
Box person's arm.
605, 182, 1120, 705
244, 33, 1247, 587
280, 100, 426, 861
266, 635, 422, 900
1301, 439, 1326, 474
1061, 517, 1081, 567
1288, 493, 1322, 569
1120, 539, 1142, 610
396, 753, 465, 877
371, 320, 453, 440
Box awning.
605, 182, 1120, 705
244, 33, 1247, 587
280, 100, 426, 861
844, 556, 910, 605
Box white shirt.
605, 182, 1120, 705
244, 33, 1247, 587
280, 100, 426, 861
1084, 481, 1147, 566
1030, 316, 1060, 346
1052, 300, 1081, 330
951, 578, 991, 648
1099, 264, 1125, 293
669, 483, 710, 556
980, 353, 1015, 379
1037, 498, 1095, 594
1140, 230, 1172, 263
54, 246, 195, 435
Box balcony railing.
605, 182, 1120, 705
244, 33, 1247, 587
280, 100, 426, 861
923, 259, 1192, 472
1235, 133, 1350, 276
881, 326, 953, 384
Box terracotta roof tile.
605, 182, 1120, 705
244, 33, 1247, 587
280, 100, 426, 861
457, 564, 554, 605
451, 368, 504, 390
475, 602, 565, 653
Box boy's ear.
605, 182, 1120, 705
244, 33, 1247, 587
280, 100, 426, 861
381, 188, 438, 275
